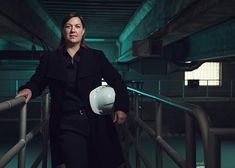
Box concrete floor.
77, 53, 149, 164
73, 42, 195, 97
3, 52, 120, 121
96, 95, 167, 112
1, 135, 235, 168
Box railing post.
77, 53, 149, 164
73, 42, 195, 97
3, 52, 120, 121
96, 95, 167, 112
208, 130, 220, 168
135, 93, 141, 168
41, 90, 50, 168
185, 113, 196, 168
155, 101, 163, 168
18, 103, 27, 168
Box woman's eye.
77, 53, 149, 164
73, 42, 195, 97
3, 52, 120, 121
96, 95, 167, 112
64, 24, 82, 30
75, 25, 81, 28
64, 25, 71, 29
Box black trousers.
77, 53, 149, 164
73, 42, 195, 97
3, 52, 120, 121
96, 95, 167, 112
59, 109, 97, 168
59, 110, 125, 168
59, 131, 89, 168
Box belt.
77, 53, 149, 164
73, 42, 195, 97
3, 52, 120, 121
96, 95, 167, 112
63, 107, 86, 115
78, 108, 85, 115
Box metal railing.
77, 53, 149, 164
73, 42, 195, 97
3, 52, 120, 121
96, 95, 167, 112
208, 127, 235, 168
0, 89, 49, 168
126, 86, 211, 168
1, 79, 234, 102
0, 84, 234, 168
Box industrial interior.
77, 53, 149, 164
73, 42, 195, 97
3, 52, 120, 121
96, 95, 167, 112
0, 0, 235, 168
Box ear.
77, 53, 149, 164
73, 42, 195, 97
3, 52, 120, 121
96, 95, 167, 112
82, 28, 85, 36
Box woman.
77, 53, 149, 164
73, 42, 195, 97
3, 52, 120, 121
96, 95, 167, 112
17, 12, 129, 168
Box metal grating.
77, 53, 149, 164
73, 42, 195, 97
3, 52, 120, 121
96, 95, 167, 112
38, 0, 144, 39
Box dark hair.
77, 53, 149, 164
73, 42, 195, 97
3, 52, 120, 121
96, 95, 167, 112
57, 12, 87, 49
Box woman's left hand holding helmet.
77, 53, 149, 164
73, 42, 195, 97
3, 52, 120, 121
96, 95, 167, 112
113, 110, 127, 124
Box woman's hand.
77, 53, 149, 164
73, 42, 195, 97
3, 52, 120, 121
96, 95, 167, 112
113, 110, 127, 124
16, 88, 32, 103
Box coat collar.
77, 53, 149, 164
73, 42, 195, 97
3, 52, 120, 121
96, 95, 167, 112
47, 47, 95, 82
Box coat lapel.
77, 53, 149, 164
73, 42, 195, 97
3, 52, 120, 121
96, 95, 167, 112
77, 47, 96, 78
46, 47, 96, 82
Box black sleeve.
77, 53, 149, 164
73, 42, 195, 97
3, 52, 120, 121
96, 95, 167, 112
18, 52, 49, 98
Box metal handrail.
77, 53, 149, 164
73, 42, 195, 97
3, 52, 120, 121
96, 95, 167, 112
0, 90, 49, 168
126, 86, 211, 168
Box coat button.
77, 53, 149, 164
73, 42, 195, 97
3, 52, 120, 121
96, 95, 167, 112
79, 109, 84, 115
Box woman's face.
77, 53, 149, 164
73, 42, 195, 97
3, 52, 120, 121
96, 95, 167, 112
63, 17, 85, 46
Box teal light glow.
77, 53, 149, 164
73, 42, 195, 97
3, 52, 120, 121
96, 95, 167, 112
85, 38, 116, 42
119, 0, 157, 42
85, 38, 105, 42
118, 55, 135, 62
127, 86, 192, 111
0, 39, 7, 50
117, 49, 135, 62
26, 0, 60, 39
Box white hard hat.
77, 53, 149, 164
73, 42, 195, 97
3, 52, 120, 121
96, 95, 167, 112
89, 85, 116, 115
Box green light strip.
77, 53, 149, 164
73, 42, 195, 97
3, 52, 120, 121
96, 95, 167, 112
85, 38, 116, 42
127, 86, 192, 111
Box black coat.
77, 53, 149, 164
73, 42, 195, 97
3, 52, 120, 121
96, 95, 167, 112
20, 47, 129, 168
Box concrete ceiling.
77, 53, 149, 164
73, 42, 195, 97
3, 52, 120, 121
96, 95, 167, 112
0, 0, 144, 51
38, 0, 143, 38
1, 0, 235, 63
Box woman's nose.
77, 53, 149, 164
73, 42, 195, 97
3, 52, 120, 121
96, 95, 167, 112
70, 26, 76, 32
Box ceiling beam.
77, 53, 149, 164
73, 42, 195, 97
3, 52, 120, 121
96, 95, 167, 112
0, 0, 60, 50
118, 0, 235, 62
